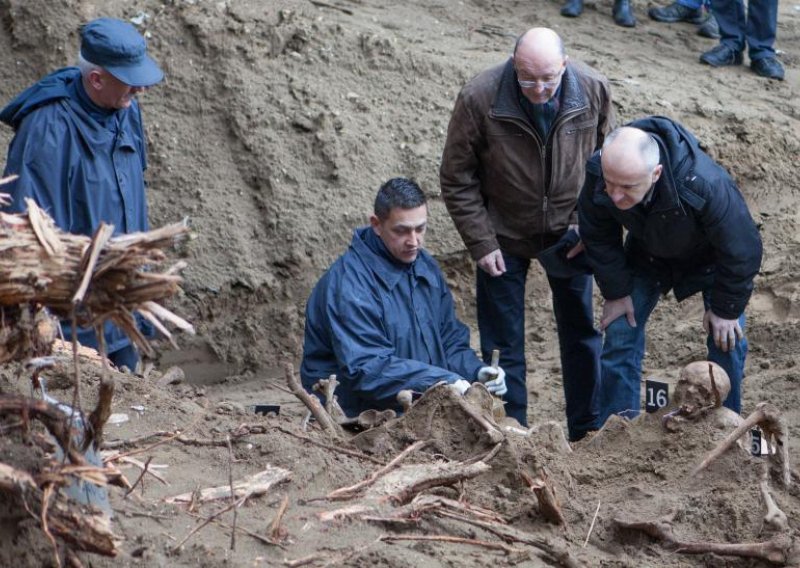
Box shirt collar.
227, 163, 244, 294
351, 227, 438, 290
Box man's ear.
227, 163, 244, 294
86, 69, 104, 91
652, 164, 663, 184
369, 214, 381, 235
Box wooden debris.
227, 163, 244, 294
0, 462, 117, 557
0, 198, 194, 358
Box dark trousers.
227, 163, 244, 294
476, 252, 601, 439
711, 0, 777, 60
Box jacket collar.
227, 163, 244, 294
0, 67, 79, 129
350, 227, 438, 290
491, 59, 588, 121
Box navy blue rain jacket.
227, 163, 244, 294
301, 227, 484, 416
578, 116, 762, 319
1, 67, 151, 353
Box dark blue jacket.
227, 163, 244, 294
578, 116, 762, 319
1, 67, 151, 353
301, 227, 484, 416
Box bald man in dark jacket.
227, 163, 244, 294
578, 116, 762, 422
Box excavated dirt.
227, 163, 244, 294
0, 0, 799, 566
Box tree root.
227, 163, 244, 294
0, 462, 117, 557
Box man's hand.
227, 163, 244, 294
703, 310, 743, 353
600, 296, 636, 331
477, 250, 506, 277
477, 366, 507, 396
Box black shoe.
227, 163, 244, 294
648, 1, 705, 23
696, 14, 720, 39
751, 56, 785, 80
561, 0, 584, 17
700, 44, 743, 66
613, 0, 636, 27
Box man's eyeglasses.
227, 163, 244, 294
516, 67, 564, 90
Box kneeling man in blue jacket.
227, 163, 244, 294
302, 177, 507, 417
578, 116, 762, 424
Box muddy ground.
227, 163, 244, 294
0, 0, 799, 566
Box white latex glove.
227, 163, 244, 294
449, 378, 472, 395
477, 366, 507, 396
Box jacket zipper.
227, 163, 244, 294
494, 104, 587, 240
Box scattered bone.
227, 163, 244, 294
760, 465, 788, 532
396, 390, 414, 413
373, 460, 491, 506
312, 375, 345, 421
337, 408, 396, 430
284, 363, 343, 438
446, 385, 504, 445
156, 366, 185, 387
614, 514, 798, 565
326, 440, 431, 501
521, 469, 566, 526
166, 465, 291, 504
268, 495, 290, 543
693, 402, 790, 487
379, 534, 524, 555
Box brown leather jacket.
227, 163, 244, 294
440, 58, 615, 260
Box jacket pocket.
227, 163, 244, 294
565, 118, 598, 135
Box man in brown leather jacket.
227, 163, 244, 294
440, 27, 614, 440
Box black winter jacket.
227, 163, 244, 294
578, 116, 762, 319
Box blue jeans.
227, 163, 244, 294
476, 252, 602, 439
599, 274, 747, 424
710, 0, 777, 60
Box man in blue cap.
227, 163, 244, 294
0, 18, 164, 370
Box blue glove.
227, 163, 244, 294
477, 366, 507, 396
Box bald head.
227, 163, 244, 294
512, 28, 567, 105
514, 28, 565, 60
601, 127, 663, 210
602, 127, 660, 176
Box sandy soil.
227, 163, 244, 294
0, 0, 799, 566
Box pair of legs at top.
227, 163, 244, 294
647, 0, 782, 79
649, 0, 720, 38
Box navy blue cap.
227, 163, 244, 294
80, 18, 163, 87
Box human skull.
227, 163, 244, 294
673, 361, 731, 415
